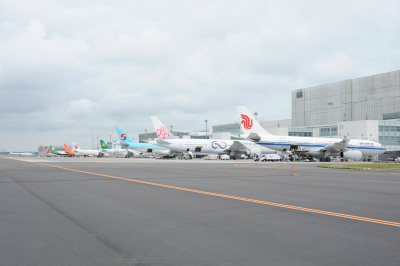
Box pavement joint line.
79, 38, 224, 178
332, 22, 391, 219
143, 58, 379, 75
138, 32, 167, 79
28, 161, 400, 228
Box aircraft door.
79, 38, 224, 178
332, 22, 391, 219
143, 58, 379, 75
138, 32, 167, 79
195, 146, 202, 152
147, 149, 153, 153
289, 145, 299, 151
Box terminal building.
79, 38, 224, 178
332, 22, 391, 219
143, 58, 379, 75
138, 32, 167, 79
291, 70, 400, 154
139, 130, 210, 143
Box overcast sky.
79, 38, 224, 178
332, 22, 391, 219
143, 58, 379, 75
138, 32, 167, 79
1, 0, 399, 151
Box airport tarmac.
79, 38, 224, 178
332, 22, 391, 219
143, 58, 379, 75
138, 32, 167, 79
1, 157, 399, 265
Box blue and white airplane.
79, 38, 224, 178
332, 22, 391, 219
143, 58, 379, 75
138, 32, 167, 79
237, 106, 386, 162
115, 127, 180, 156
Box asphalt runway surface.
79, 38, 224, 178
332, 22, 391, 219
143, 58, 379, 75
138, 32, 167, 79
1, 157, 400, 266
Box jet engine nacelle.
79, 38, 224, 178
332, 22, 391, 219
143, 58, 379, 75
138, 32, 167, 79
340, 150, 362, 161
245, 148, 261, 158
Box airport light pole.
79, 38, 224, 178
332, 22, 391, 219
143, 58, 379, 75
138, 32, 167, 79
205, 120, 208, 139
145, 129, 147, 142
170, 125, 173, 133
92, 138, 94, 149
97, 137, 99, 149
253, 111, 259, 121
328, 102, 334, 138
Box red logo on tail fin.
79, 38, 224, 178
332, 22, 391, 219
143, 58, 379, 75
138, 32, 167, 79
156, 126, 170, 139
241, 114, 253, 130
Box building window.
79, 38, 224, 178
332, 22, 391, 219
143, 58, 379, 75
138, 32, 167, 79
320, 127, 338, 136
288, 128, 313, 137
191, 136, 209, 139
383, 112, 400, 120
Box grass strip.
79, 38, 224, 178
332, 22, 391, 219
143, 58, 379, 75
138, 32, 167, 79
318, 164, 400, 170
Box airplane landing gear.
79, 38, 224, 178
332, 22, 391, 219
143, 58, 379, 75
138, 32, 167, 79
319, 157, 331, 162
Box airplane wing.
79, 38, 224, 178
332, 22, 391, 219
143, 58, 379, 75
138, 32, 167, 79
228, 141, 249, 152
127, 149, 142, 155
120, 142, 129, 147
320, 138, 350, 152
247, 132, 261, 141
156, 139, 172, 145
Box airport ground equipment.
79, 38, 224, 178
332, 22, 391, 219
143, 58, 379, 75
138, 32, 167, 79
260, 154, 280, 162
205, 154, 219, 160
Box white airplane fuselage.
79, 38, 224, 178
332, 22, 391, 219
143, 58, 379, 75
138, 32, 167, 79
253, 135, 385, 158
72, 149, 99, 156
152, 139, 274, 155
102, 149, 128, 156
9, 151, 32, 156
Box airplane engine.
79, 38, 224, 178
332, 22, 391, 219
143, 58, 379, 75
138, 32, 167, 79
340, 150, 362, 161
245, 148, 261, 158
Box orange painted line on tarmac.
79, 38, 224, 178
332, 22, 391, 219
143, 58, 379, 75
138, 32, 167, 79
35, 162, 400, 228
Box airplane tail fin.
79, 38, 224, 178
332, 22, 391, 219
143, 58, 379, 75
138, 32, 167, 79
64, 143, 71, 152
150, 116, 176, 140
115, 127, 136, 143
236, 106, 271, 136
100, 140, 110, 149
72, 142, 81, 150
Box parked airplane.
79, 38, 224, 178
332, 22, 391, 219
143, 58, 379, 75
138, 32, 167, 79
48, 145, 69, 156
150, 116, 275, 159
115, 127, 178, 156
9, 150, 32, 156
236, 106, 386, 161
100, 140, 128, 157
44, 146, 57, 157
71, 142, 100, 157
64, 144, 79, 156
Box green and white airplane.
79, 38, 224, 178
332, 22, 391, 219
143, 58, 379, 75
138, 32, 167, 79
100, 140, 128, 157
48, 145, 68, 156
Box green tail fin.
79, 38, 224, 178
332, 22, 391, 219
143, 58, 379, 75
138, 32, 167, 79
49, 145, 61, 155
100, 140, 110, 149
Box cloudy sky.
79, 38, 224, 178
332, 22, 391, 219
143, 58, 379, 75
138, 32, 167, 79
1, 0, 399, 151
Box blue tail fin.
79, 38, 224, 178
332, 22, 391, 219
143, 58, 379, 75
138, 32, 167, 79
115, 127, 136, 143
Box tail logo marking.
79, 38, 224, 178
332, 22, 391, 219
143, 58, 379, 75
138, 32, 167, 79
74, 145, 78, 149
212, 141, 227, 149
156, 126, 170, 139
241, 114, 253, 130
101, 142, 106, 147
120, 134, 127, 141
